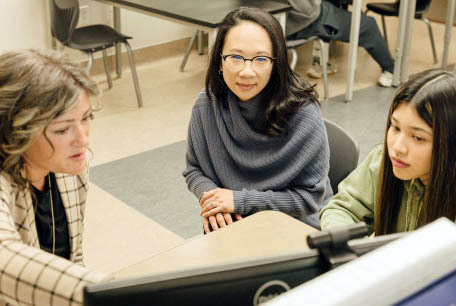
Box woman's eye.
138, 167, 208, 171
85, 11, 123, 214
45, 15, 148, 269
255, 57, 268, 62
413, 136, 424, 141
83, 113, 94, 121
231, 55, 243, 61
54, 128, 69, 135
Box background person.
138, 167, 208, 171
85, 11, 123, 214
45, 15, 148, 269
320, 69, 456, 235
183, 7, 333, 234
0, 49, 106, 306
287, 0, 396, 87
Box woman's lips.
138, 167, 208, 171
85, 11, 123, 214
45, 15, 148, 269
70, 151, 86, 161
391, 157, 409, 168
237, 83, 255, 90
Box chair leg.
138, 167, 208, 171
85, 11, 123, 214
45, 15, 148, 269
123, 41, 143, 108
180, 30, 199, 72
317, 39, 329, 100
102, 49, 113, 90
86, 53, 94, 75
422, 17, 438, 64
381, 15, 388, 44
289, 48, 298, 70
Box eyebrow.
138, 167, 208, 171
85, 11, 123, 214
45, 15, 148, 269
51, 108, 92, 125
226, 48, 272, 56
391, 116, 433, 135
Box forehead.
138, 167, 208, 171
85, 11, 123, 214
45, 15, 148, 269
392, 103, 432, 131
223, 21, 273, 54
53, 89, 90, 121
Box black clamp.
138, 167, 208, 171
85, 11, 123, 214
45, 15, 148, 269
307, 223, 368, 269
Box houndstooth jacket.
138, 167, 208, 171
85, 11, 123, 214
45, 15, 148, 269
0, 167, 106, 306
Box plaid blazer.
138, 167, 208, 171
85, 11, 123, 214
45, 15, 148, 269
0, 167, 106, 306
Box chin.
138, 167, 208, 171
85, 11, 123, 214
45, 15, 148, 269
392, 169, 414, 181
236, 91, 258, 102
65, 163, 86, 176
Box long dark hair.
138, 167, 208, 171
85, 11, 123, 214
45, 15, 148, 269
375, 69, 456, 235
205, 7, 318, 136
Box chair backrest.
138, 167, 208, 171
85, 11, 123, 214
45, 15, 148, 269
49, 0, 80, 45
324, 119, 360, 194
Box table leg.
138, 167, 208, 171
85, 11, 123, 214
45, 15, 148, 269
113, 7, 122, 77
442, 0, 455, 68
208, 30, 218, 55
400, 0, 416, 83
180, 30, 198, 72
198, 30, 204, 55
344, 0, 362, 102
277, 12, 286, 34
392, 0, 409, 87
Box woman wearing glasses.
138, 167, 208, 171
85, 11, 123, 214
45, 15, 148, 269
183, 7, 332, 233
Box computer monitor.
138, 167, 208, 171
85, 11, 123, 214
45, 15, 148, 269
83, 232, 405, 306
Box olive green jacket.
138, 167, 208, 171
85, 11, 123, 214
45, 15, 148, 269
320, 145, 426, 235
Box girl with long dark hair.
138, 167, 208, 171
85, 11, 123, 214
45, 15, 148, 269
320, 69, 456, 235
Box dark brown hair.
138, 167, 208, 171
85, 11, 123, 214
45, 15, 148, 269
205, 7, 318, 136
375, 69, 456, 235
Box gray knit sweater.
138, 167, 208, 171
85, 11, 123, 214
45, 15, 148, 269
183, 89, 332, 227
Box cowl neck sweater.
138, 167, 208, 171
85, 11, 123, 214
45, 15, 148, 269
184, 89, 332, 226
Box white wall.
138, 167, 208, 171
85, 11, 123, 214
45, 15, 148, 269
0, 0, 51, 52
120, 9, 195, 50
1, 0, 193, 53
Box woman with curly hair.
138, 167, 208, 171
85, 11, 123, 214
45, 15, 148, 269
0, 49, 106, 306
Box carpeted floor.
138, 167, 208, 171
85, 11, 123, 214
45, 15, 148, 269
90, 140, 202, 239
90, 84, 397, 239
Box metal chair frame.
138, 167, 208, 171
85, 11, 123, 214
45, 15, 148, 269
287, 38, 330, 99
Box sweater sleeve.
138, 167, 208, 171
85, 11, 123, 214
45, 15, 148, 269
288, 0, 322, 14
286, 0, 322, 35
319, 145, 383, 234
0, 181, 106, 306
233, 104, 331, 219
183, 107, 218, 200
233, 179, 329, 218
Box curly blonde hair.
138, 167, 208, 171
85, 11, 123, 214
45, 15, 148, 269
0, 49, 99, 188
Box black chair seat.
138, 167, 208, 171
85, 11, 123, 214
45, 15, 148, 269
68, 25, 131, 52
366, 2, 424, 18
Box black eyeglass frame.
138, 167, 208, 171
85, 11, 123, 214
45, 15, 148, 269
221, 54, 276, 64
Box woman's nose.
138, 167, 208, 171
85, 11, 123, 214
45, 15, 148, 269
74, 126, 89, 147
392, 134, 408, 155
239, 61, 255, 76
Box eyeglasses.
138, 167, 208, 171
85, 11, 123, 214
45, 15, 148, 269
221, 54, 275, 72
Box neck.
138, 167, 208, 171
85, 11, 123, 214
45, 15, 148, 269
24, 165, 50, 192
